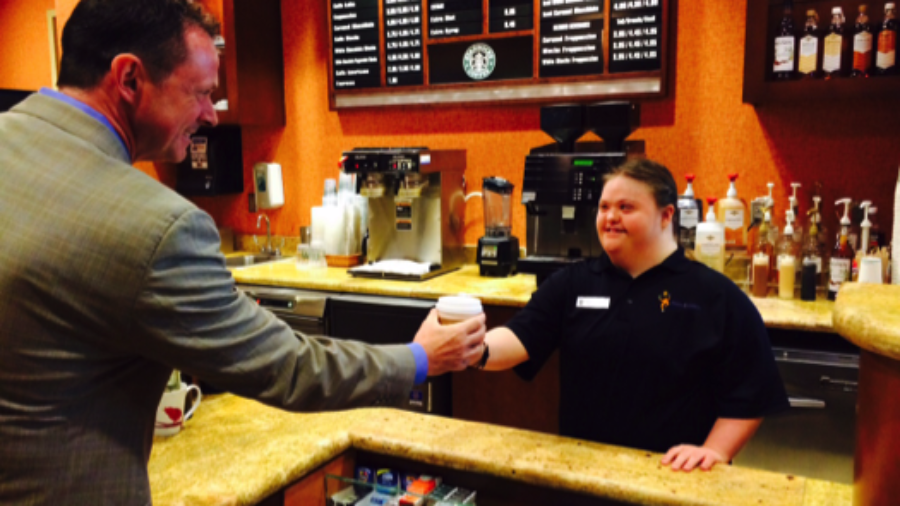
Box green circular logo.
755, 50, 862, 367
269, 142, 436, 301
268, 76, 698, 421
463, 43, 496, 80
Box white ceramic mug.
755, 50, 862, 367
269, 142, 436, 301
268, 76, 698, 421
155, 383, 202, 437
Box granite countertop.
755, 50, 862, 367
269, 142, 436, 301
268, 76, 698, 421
149, 395, 851, 506
834, 283, 900, 360
229, 259, 836, 332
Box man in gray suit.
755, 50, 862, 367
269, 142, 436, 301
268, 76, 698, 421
0, 1, 486, 504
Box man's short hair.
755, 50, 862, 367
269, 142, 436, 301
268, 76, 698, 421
57, 0, 220, 89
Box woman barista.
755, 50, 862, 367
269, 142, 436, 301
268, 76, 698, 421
474, 159, 788, 472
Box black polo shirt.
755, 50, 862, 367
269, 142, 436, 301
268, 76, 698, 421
506, 248, 789, 454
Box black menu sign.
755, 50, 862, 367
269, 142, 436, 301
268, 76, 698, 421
609, 0, 662, 73
539, 0, 604, 77
429, 0, 483, 39
384, 0, 424, 86
332, 0, 381, 89
489, 0, 533, 33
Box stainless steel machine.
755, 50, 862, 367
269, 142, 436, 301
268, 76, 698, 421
341, 148, 467, 281
519, 102, 641, 285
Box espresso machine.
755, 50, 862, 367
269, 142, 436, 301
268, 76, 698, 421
340, 147, 467, 281
519, 102, 642, 285
477, 177, 519, 277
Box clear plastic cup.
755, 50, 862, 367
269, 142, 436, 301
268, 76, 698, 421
435, 295, 483, 325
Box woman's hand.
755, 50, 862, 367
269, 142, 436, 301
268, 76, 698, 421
660, 445, 727, 472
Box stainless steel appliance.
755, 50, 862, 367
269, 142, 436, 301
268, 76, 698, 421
329, 294, 450, 417
235, 285, 450, 417
238, 285, 328, 336
341, 148, 467, 281
735, 335, 859, 484
477, 177, 519, 277
519, 103, 640, 285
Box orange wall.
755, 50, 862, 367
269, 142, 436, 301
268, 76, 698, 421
0, 0, 54, 90
6, 0, 899, 245
193, 0, 900, 247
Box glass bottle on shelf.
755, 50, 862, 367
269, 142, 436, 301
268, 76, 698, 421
774, 0, 797, 80
877, 2, 898, 75
852, 4, 874, 77
824, 7, 849, 78
799, 9, 822, 79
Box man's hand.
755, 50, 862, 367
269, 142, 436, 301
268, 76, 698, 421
661, 445, 727, 472
413, 309, 486, 376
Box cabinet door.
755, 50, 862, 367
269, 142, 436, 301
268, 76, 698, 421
195, 0, 285, 126
283, 453, 355, 506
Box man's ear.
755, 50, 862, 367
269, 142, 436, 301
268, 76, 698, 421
109, 54, 143, 104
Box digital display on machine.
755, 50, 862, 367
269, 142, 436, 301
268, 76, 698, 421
573, 159, 594, 166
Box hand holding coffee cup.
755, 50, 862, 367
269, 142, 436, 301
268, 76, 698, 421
413, 295, 486, 376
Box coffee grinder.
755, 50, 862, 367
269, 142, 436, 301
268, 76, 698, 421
518, 102, 642, 285
477, 177, 519, 277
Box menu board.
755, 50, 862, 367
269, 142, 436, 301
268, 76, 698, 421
332, 0, 382, 89
489, 0, 533, 33
609, 0, 662, 73
429, 0, 483, 39
384, 0, 424, 86
539, 0, 604, 78
327, 0, 669, 107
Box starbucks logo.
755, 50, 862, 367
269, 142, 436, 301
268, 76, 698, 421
463, 43, 496, 80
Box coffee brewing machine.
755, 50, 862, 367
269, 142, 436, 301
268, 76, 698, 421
341, 148, 467, 281
519, 102, 642, 285
477, 177, 519, 277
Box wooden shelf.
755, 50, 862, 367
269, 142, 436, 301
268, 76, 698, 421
743, 0, 900, 105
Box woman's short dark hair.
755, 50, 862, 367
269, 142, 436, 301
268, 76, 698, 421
604, 158, 678, 210
57, 0, 220, 89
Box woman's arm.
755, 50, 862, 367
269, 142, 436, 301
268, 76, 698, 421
661, 417, 762, 472
481, 327, 530, 371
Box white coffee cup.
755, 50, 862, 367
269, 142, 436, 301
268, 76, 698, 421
155, 383, 202, 437
435, 294, 483, 325
858, 257, 883, 284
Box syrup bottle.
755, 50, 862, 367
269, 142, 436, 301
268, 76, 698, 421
774, 0, 798, 80
799, 9, 823, 79
876, 3, 898, 75
852, 4, 874, 77
828, 199, 855, 301
824, 7, 849, 78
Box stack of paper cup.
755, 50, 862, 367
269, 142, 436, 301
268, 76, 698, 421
435, 295, 483, 324
893, 166, 900, 285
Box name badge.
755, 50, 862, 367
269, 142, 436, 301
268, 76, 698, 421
576, 296, 610, 309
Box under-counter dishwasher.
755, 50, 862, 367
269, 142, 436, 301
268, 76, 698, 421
734, 331, 859, 484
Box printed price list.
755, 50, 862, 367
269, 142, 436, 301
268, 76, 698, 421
609, 0, 662, 73
489, 0, 533, 33
429, 0, 483, 39
331, 0, 382, 89
384, 0, 424, 86
539, 0, 604, 77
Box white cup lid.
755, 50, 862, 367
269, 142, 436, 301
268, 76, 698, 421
436, 294, 483, 317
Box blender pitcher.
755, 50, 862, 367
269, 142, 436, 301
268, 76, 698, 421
477, 177, 519, 277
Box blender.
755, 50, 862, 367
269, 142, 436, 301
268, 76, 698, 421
477, 177, 519, 277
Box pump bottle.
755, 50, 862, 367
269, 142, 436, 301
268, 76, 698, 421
801, 201, 825, 300
677, 174, 702, 250
829, 198, 855, 300
696, 197, 726, 273
777, 211, 800, 299
789, 182, 802, 218
717, 173, 748, 250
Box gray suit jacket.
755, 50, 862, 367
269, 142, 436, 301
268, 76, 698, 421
0, 94, 417, 505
